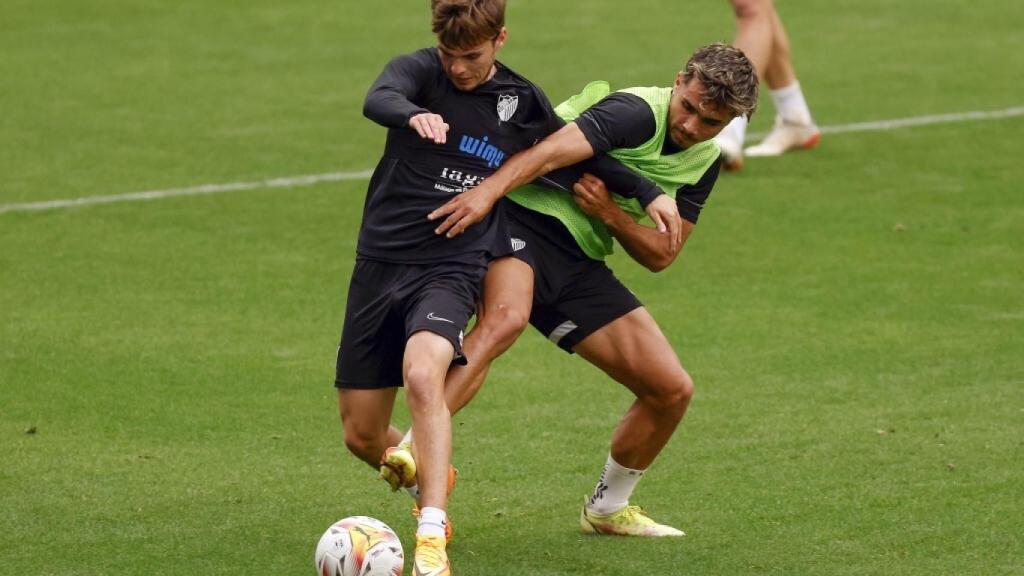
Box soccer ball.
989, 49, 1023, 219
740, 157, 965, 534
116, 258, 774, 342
315, 516, 404, 576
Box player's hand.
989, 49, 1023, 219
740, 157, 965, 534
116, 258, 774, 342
428, 183, 500, 238
571, 173, 618, 221
643, 193, 683, 251
408, 113, 449, 144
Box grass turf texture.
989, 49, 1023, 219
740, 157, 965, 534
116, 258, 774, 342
1, 0, 1022, 574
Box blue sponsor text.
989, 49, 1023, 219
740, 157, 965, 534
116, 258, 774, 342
459, 134, 507, 168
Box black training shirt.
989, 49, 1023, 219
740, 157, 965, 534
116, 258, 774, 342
359, 49, 663, 264
360, 48, 555, 263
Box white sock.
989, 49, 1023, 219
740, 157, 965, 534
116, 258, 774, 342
405, 484, 420, 500
717, 115, 748, 149
586, 454, 645, 515
771, 81, 813, 125
400, 429, 414, 449
416, 506, 448, 538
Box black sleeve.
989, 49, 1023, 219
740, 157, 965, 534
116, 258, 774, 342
574, 92, 657, 155
576, 154, 663, 208
530, 80, 566, 134
363, 50, 436, 129
677, 156, 722, 224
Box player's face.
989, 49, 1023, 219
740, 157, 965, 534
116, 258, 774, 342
667, 75, 734, 149
437, 28, 507, 92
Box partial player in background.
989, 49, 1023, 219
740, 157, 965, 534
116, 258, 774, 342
425, 43, 758, 537
714, 0, 819, 170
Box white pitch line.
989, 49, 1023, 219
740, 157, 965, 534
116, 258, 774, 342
0, 170, 374, 216
746, 105, 1024, 140
2, 105, 1023, 216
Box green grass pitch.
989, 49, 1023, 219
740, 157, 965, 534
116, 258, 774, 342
1, 1, 1022, 574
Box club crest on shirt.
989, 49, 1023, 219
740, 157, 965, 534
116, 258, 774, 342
497, 93, 518, 122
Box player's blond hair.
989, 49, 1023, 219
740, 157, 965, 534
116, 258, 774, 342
684, 42, 759, 118
431, 0, 506, 50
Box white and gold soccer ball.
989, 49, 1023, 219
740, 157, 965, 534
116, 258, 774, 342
314, 516, 404, 576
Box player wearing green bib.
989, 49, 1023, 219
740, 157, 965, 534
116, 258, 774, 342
507, 80, 721, 261
424, 43, 760, 536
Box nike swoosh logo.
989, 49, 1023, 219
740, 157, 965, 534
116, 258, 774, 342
427, 312, 454, 324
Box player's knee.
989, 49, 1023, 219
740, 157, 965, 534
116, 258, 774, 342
731, 0, 769, 20
341, 422, 378, 460
678, 371, 695, 406
403, 366, 445, 408
493, 304, 529, 344
650, 370, 694, 418
480, 303, 528, 349
342, 433, 365, 458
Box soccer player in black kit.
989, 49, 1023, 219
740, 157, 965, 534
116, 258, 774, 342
333, 2, 679, 573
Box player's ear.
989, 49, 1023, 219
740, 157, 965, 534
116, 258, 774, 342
674, 71, 685, 89
494, 26, 507, 49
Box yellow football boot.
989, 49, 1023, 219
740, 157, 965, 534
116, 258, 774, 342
580, 500, 685, 537
412, 534, 450, 576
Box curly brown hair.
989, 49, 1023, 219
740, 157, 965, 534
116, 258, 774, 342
684, 42, 760, 119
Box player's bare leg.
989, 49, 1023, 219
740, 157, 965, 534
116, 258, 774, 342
728, 0, 819, 159
715, 0, 773, 169
731, 0, 774, 74
445, 256, 533, 414
402, 330, 455, 538
382, 257, 531, 546
392, 257, 532, 484
575, 307, 693, 469
763, 2, 796, 89
573, 307, 691, 537
337, 387, 403, 468
718, 0, 817, 166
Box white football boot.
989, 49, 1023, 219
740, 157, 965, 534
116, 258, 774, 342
745, 116, 821, 157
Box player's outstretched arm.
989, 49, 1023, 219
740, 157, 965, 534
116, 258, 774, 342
363, 51, 436, 131
572, 173, 691, 272
428, 122, 596, 238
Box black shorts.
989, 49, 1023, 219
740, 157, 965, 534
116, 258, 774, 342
506, 202, 642, 353
334, 258, 486, 389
